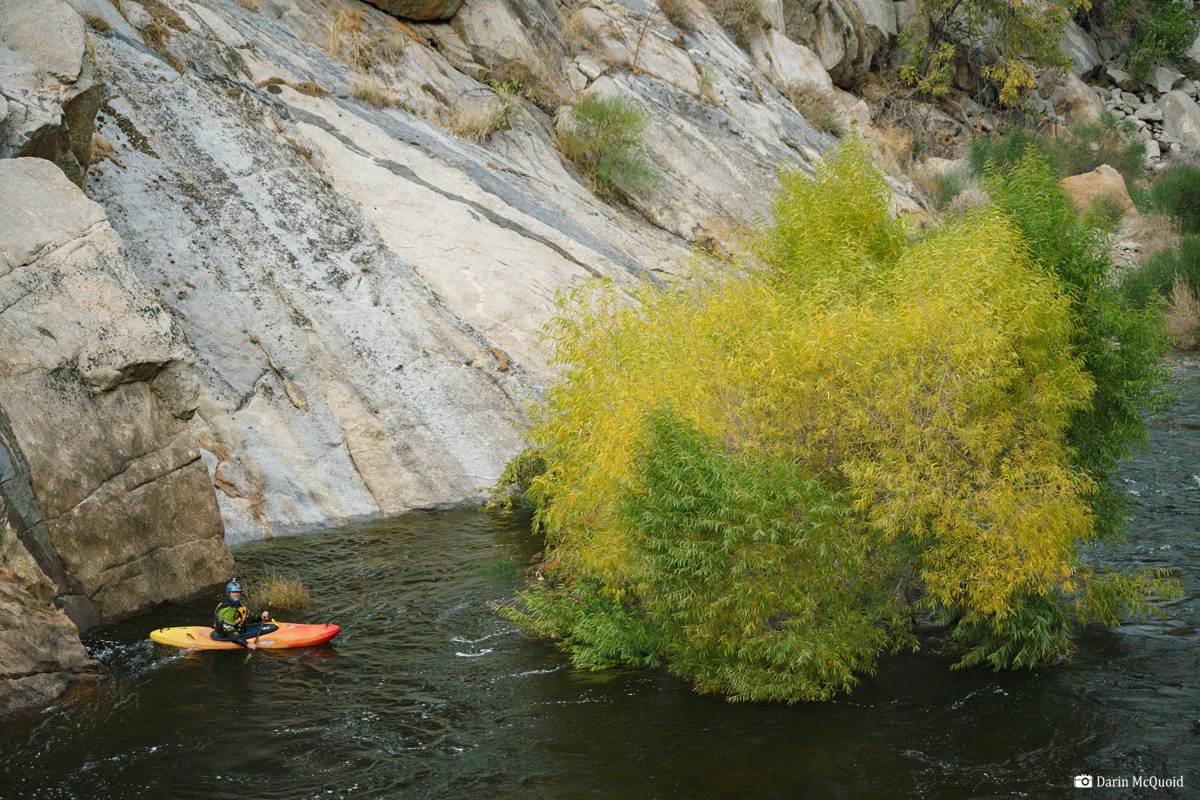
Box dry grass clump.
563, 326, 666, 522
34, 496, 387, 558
562, 10, 597, 56
248, 569, 311, 610
85, 11, 111, 32
1166, 275, 1200, 350
257, 77, 329, 98
875, 121, 917, 172
326, 9, 377, 72
90, 134, 116, 163
659, 0, 694, 32
352, 77, 395, 108
234, 0, 260, 11
1128, 210, 1183, 260
784, 83, 845, 137
702, 0, 764, 49
495, 62, 569, 112
445, 85, 522, 142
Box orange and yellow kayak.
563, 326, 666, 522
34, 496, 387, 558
149, 623, 340, 650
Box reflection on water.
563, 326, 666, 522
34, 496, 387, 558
1, 358, 1197, 800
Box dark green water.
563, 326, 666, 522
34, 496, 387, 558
2, 359, 1198, 800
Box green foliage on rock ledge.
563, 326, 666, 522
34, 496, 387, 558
499, 139, 1177, 702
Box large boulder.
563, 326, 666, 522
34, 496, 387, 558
1061, 21, 1102, 78
0, 158, 233, 626
1059, 164, 1137, 219
749, 28, 835, 94
1160, 90, 1200, 150
0, 0, 102, 188
1040, 69, 1104, 125
360, 0, 466, 21
782, 0, 896, 86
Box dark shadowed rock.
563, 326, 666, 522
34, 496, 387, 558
360, 0, 466, 21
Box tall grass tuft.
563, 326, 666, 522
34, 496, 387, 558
1121, 235, 1200, 307
1145, 164, 1200, 235
249, 569, 311, 611
1166, 275, 1200, 350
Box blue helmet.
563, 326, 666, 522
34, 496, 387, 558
226, 581, 242, 601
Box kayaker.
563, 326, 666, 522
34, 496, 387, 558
213, 581, 271, 648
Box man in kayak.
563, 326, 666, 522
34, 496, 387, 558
213, 581, 274, 648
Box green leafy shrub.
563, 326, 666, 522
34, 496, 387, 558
1145, 164, 1200, 235
988, 153, 1169, 539
1121, 234, 1200, 306
558, 94, 660, 201
970, 115, 1145, 184
488, 448, 547, 513
499, 139, 1176, 701
1128, 0, 1200, 77
902, 0, 1078, 103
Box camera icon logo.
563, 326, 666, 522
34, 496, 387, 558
1074, 775, 1094, 788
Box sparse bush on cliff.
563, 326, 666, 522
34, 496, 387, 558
558, 95, 660, 201
702, 0, 765, 49
446, 82, 523, 142
784, 83, 845, 137
499, 139, 1176, 702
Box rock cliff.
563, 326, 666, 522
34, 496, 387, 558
55, 0, 852, 544
0, 156, 233, 711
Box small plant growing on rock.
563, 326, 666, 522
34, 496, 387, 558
558, 94, 660, 201
84, 11, 110, 32
659, 0, 694, 32
784, 83, 845, 137
352, 77, 395, 109
702, 0, 765, 49
446, 83, 523, 142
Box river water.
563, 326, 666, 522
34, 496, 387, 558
2, 359, 1198, 800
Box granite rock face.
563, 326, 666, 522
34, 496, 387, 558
360, 0, 465, 21
0, 158, 233, 627
56, 0, 836, 542
782, 0, 895, 86
0, 0, 102, 187
1, 420, 101, 716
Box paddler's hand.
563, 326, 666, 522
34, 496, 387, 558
246, 640, 257, 650
260, 611, 269, 620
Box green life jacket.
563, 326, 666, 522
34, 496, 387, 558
214, 600, 249, 637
